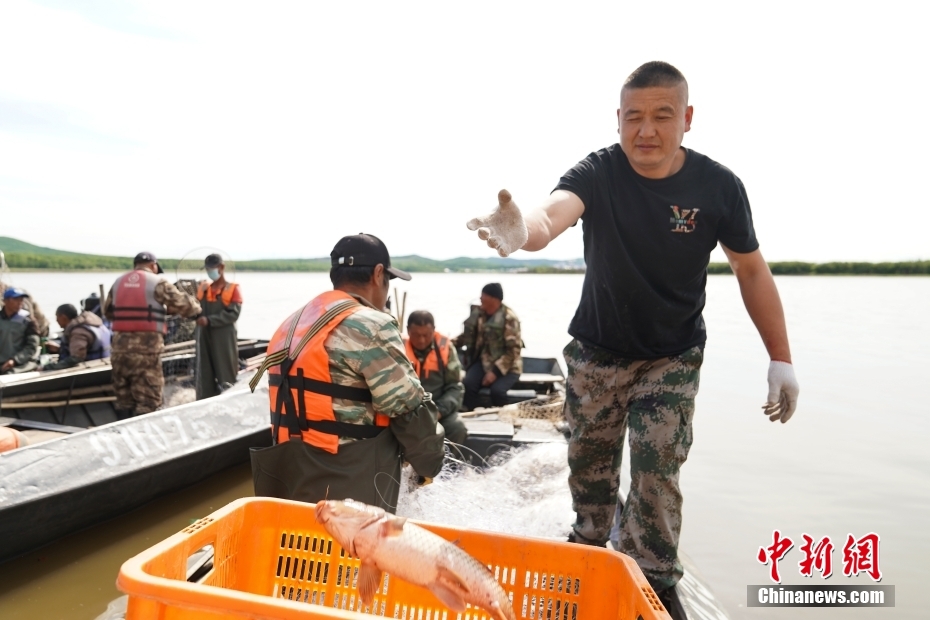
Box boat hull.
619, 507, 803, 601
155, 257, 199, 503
0, 387, 271, 563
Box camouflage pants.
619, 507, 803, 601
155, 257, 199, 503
111, 337, 164, 416
563, 338, 702, 591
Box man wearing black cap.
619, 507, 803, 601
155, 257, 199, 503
455, 282, 523, 409
249, 234, 445, 511
194, 254, 242, 399
104, 252, 202, 418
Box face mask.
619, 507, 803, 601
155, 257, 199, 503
207, 268, 220, 281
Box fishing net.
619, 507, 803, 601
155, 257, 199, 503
496, 392, 565, 430
162, 279, 199, 394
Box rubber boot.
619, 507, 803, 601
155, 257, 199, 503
656, 584, 688, 620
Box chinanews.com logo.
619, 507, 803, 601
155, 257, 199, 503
748, 530, 895, 607
669, 205, 699, 233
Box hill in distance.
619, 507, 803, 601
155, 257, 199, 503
0, 237, 586, 273
2, 237, 927, 275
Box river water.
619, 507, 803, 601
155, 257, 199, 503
0, 271, 927, 619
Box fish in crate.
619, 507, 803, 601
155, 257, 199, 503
315, 499, 516, 620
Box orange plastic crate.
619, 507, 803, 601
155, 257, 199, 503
117, 497, 671, 620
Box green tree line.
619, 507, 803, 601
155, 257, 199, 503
2, 252, 927, 275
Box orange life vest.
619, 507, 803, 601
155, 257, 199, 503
404, 332, 450, 380
264, 290, 389, 453
197, 281, 239, 306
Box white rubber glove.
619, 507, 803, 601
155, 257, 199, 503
466, 189, 529, 257
763, 361, 799, 423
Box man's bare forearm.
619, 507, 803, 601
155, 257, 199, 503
521, 190, 585, 253
523, 208, 555, 252
726, 248, 792, 362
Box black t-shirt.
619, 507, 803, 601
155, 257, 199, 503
554, 144, 759, 359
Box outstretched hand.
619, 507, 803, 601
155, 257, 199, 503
466, 190, 529, 257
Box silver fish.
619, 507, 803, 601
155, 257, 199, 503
315, 499, 516, 620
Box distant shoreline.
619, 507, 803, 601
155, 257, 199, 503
3, 261, 929, 276
0, 238, 927, 275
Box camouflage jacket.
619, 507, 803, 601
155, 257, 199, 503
321, 292, 444, 478
455, 304, 523, 375
325, 293, 430, 424
405, 335, 465, 417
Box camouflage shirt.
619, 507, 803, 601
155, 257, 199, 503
407, 335, 465, 417
325, 293, 429, 425
456, 304, 523, 375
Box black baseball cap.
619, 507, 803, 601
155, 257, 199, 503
133, 251, 164, 274
204, 253, 223, 268
330, 233, 411, 281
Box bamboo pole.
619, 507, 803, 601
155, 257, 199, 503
1, 396, 116, 409
1, 384, 114, 404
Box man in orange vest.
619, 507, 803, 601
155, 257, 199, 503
195, 254, 242, 399
250, 234, 445, 511
404, 310, 467, 445
105, 252, 201, 418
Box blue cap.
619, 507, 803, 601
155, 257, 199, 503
3, 287, 27, 300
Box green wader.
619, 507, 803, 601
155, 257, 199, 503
250, 428, 403, 512
195, 297, 241, 400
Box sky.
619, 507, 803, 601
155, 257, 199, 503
0, 0, 927, 263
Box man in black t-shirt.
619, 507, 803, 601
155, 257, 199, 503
467, 62, 799, 610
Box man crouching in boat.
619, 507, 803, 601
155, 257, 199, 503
42, 304, 112, 370
249, 234, 445, 512
404, 310, 467, 445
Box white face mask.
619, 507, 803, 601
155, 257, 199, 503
206, 268, 220, 281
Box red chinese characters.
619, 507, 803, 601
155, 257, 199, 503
757, 530, 794, 583
842, 533, 882, 581
799, 534, 834, 578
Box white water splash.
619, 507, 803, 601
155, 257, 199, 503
397, 443, 574, 540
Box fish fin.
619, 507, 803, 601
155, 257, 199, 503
358, 564, 382, 605
428, 582, 467, 612
437, 565, 472, 595
379, 516, 406, 538
489, 600, 516, 620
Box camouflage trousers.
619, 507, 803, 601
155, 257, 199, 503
111, 333, 164, 416
563, 338, 703, 591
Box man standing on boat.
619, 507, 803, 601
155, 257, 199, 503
467, 62, 798, 615
404, 310, 467, 445
105, 252, 201, 419
194, 254, 242, 399
249, 234, 445, 512
41, 303, 112, 370
0, 287, 40, 375
455, 283, 523, 409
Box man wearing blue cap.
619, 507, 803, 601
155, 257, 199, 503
0, 287, 40, 374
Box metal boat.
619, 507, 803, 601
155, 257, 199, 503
0, 338, 268, 433
0, 356, 562, 564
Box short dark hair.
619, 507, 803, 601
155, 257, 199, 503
407, 310, 435, 328
56, 304, 79, 320
330, 265, 390, 288
623, 61, 688, 95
